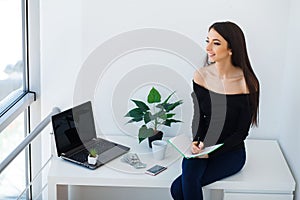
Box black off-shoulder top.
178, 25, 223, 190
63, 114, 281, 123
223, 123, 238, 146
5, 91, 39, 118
192, 80, 252, 158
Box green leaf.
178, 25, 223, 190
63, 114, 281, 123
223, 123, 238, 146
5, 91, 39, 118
147, 87, 161, 103
126, 117, 143, 123
164, 100, 183, 112
153, 110, 166, 119
138, 125, 154, 143
163, 119, 182, 127
131, 99, 150, 112
124, 108, 143, 118
162, 91, 175, 104
89, 148, 98, 157
156, 104, 164, 109
159, 113, 176, 120
159, 114, 168, 120
124, 108, 144, 123
156, 91, 181, 110
144, 111, 152, 124
166, 113, 176, 118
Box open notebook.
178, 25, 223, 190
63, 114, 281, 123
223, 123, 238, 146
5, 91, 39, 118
168, 134, 223, 159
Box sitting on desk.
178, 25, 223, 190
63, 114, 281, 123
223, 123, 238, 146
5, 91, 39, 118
170, 21, 260, 200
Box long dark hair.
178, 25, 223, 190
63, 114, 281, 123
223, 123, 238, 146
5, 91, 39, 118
206, 21, 260, 126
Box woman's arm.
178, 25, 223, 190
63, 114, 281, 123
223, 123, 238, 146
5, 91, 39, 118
209, 102, 252, 157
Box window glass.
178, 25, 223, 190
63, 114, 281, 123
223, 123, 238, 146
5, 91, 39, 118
0, 113, 26, 199
0, 0, 25, 114
0, 1, 27, 198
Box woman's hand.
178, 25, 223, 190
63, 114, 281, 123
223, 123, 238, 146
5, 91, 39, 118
191, 141, 209, 159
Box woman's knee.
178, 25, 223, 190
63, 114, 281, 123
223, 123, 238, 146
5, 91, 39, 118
182, 158, 207, 178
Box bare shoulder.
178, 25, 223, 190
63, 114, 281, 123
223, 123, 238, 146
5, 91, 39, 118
239, 76, 250, 94
193, 66, 210, 87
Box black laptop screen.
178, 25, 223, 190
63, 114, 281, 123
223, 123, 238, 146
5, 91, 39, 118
51, 101, 97, 156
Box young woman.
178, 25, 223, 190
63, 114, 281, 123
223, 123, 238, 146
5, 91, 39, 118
170, 21, 259, 200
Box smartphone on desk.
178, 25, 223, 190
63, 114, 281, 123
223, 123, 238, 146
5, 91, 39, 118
145, 165, 167, 176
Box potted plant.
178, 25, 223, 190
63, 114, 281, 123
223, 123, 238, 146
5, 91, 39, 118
87, 148, 98, 165
125, 87, 183, 148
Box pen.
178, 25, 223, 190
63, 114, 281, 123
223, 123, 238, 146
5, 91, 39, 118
196, 137, 200, 146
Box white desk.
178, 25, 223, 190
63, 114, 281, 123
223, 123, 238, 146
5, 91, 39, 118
48, 136, 182, 200
48, 137, 295, 200
207, 139, 296, 200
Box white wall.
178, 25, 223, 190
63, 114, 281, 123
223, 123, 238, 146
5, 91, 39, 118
40, 0, 291, 137
39, 0, 299, 199
279, 0, 300, 199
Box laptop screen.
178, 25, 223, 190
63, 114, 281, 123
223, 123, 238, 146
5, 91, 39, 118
51, 101, 97, 156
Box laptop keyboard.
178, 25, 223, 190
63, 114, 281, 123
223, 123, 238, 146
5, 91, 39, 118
92, 139, 117, 152
68, 139, 117, 163
70, 151, 89, 162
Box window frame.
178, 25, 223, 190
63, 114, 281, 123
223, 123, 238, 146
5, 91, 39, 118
0, 0, 35, 133
0, 0, 36, 199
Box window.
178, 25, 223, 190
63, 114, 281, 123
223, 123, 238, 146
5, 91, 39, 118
0, 0, 35, 199
0, 0, 26, 115
0, 113, 27, 199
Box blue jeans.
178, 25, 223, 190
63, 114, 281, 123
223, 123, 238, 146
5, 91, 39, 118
170, 148, 246, 200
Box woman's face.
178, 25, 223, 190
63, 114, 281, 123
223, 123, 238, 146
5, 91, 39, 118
206, 28, 232, 63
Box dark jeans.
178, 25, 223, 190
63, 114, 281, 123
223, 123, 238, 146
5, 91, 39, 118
170, 148, 246, 200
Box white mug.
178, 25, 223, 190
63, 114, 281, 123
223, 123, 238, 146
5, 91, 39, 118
152, 140, 168, 160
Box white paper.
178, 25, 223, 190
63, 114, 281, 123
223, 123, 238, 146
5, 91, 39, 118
168, 134, 223, 158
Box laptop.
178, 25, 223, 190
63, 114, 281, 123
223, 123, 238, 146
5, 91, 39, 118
51, 101, 130, 169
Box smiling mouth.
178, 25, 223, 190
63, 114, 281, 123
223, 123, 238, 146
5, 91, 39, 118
207, 53, 215, 57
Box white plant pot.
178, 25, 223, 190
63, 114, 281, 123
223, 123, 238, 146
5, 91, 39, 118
88, 154, 98, 165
